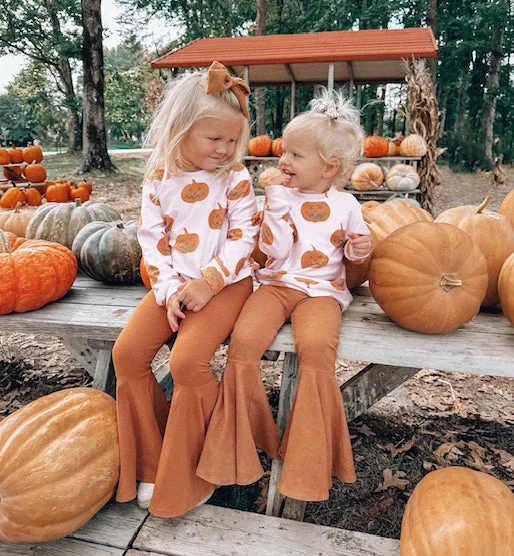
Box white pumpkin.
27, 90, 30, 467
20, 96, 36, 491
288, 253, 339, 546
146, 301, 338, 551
350, 163, 384, 191
399, 134, 428, 157
385, 164, 420, 191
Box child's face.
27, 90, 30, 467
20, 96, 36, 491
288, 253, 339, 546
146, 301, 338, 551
181, 114, 242, 172
279, 132, 337, 193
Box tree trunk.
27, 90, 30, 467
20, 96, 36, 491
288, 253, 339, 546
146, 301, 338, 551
425, 0, 437, 85
57, 59, 82, 152
78, 0, 115, 172
453, 58, 471, 135
255, 0, 267, 136
481, 9, 505, 166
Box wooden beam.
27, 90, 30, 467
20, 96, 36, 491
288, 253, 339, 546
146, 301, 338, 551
327, 63, 335, 91
348, 61, 355, 97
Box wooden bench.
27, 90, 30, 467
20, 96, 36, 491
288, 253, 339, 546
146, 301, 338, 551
2, 274, 513, 525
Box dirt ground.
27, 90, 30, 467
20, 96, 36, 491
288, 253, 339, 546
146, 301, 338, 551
1, 157, 513, 539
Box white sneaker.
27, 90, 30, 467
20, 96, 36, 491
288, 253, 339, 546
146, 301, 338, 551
137, 482, 155, 509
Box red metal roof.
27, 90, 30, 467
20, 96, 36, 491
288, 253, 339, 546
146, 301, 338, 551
151, 28, 437, 69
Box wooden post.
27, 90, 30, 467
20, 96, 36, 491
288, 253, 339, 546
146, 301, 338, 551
285, 64, 296, 119
327, 63, 335, 92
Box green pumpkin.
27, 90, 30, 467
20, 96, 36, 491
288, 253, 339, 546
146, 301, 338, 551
26, 200, 121, 248
72, 220, 142, 284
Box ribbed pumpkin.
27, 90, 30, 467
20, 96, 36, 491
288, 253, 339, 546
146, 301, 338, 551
258, 167, 283, 188
0, 229, 77, 314
22, 145, 43, 164
498, 253, 514, 324
361, 200, 380, 217
350, 163, 384, 190
499, 189, 514, 228
369, 222, 488, 333
248, 135, 272, 157
387, 140, 398, 156
0, 388, 119, 542
45, 181, 71, 202
7, 147, 23, 163
271, 138, 283, 157
72, 220, 142, 283
0, 186, 42, 208
364, 199, 433, 244
385, 164, 420, 191
435, 196, 514, 306
26, 199, 121, 248
399, 134, 428, 157
363, 136, 389, 158
0, 148, 11, 165
23, 163, 47, 184
400, 467, 514, 556
0, 203, 37, 236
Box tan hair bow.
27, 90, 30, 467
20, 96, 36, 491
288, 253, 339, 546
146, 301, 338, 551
206, 60, 251, 118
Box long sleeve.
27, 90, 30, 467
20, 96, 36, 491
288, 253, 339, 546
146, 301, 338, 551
138, 180, 182, 306
201, 169, 259, 294
343, 194, 372, 262
258, 185, 295, 260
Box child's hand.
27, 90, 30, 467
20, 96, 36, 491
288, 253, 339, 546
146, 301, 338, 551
177, 278, 214, 313
347, 233, 372, 262
167, 293, 186, 333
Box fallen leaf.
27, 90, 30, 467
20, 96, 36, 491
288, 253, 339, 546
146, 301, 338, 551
375, 469, 410, 492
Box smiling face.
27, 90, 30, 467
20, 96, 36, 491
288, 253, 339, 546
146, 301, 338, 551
180, 113, 243, 172
279, 131, 339, 193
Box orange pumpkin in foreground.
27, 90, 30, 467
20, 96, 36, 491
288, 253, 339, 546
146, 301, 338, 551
248, 135, 272, 157
498, 252, 514, 325
0, 229, 77, 313
0, 388, 119, 542
499, 188, 514, 228
369, 222, 488, 333
363, 136, 389, 158
400, 467, 514, 556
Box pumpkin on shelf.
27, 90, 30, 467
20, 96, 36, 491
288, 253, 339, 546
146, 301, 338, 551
258, 167, 283, 188
2, 165, 24, 181
499, 188, 514, 228
22, 145, 43, 164
364, 199, 433, 244
26, 199, 121, 248
498, 253, 514, 325
400, 467, 514, 556
0, 387, 119, 542
369, 222, 488, 333
0, 229, 77, 314
387, 141, 398, 156
0, 203, 36, 236
363, 136, 389, 158
435, 196, 514, 307
350, 163, 384, 190
72, 220, 142, 284
7, 147, 23, 163
248, 135, 272, 157
399, 134, 428, 157
0, 148, 11, 165
23, 163, 47, 184
0, 186, 42, 208
385, 164, 420, 191
271, 137, 283, 157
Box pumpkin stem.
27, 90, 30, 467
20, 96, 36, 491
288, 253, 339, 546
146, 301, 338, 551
14, 201, 23, 212
476, 196, 492, 214
440, 273, 463, 292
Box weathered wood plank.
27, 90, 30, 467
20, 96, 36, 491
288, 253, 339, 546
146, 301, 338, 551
0, 538, 124, 555
133, 504, 400, 556
60, 336, 99, 377
92, 349, 116, 396
70, 501, 149, 550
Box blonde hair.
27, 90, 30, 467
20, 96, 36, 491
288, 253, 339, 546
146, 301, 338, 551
144, 70, 249, 181
284, 88, 364, 185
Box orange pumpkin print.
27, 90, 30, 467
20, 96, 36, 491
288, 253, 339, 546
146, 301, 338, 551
215, 256, 230, 277
147, 265, 160, 285
227, 180, 251, 200
301, 201, 330, 222
282, 214, 290, 222
181, 179, 209, 203
209, 203, 226, 229
232, 163, 245, 172
227, 228, 243, 241
175, 228, 199, 253
149, 193, 161, 206
265, 257, 276, 268
203, 266, 225, 294
290, 223, 298, 243
330, 225, 346, 248
295, 277, 319, 288
164, 215, 174, 233
251, 211, 263, 226
261, 222, 273, 245
235, 257, 248, 275
140, 259, 150, 289
157, 232, 171, 256
267, 270, 287, 281
301, 246, 329, 269
330, 279, 347, 291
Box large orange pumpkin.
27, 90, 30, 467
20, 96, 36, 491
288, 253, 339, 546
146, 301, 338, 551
369, 222, 488, 333
363, 136, 389, 158
248, 135, 272, 157
0, 388, 119, 542
435, 196, 514, 306
400, 467, 514, 556
0, 229, 77, 313
498, 253, 514, 324
499, 189, 514, 228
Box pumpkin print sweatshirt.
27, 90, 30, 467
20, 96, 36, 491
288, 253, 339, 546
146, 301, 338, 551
138, 166, 259, 306
256, 185, 370, 310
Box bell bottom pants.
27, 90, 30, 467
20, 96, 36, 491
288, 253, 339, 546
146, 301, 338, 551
112, 277, 252, 518
197, 285, 356, 502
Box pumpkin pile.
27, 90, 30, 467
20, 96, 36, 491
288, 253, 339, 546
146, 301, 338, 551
350, 162, 420, 192
45, 179, 94, 203
0, 388, 119, 542
362, 134, 427, 158
248, 135, 283, 157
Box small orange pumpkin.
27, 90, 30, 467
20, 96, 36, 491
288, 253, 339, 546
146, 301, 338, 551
261, 222, 273, 245
208, 203, 226, 229
227, 228, 243, 241
68, 183, 91, 203
399, 134, 428, 157
235, 257, 248, 275
0, 149, 11, 165
0, 187, 25, 209
7, 147, 23, 163
22, 145, 43, 164
77, 180, 93, 195
301, 201, 330, 222
227, 179, 251, 200
46, 182, 71, 203
301, 246, 329, 269
271, 138, 283, 157
24, 187, 42, 206
330, 225, 345, 248
248, 135, 272, 157
174, 228, 199, 253
181, 179, 209, 203
363, 136, 389, 158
